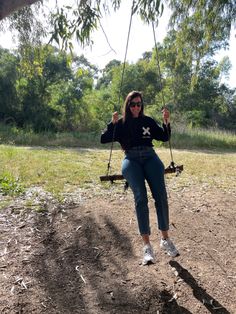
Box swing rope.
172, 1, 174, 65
101, 6, 183, 183
151, 21, 174, 165
106, 0, 136, 177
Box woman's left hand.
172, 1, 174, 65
162, 108, 170, 124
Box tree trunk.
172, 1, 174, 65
0, 0, 40, 20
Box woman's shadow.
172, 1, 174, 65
169, 260, 230, 313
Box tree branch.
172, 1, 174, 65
0, 0, 40, 20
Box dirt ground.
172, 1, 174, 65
1, 179, 236, 313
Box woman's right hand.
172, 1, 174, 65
112, 111, 119, 124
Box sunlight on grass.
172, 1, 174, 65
172, 127, 236, 151
0, 123, 100, 148
159, 149, 236, 191
0, 145, 235, 199
1, 122, 236, 150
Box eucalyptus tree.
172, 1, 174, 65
0, 48, 19, 122
2, 1, 235, 52
96, 59, 121, 89
187, 58, 236, 128
0, 0, 39, 20
1, 0, 235, 130
168, 0, 236, 85
1, 0, 235, 88
14, 44, 95, 131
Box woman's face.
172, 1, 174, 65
129, 96, 142, 118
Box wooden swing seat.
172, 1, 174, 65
100, 163, 183, 183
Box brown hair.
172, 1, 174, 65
122, 91, 144, 123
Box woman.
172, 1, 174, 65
101, 91, 179, 265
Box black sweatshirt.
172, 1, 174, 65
100, 115, 171, 150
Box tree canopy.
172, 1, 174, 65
0, 0, 235, 133
1, 0, 235, 52
0, 39, 235, 132
0, 0, 39, 20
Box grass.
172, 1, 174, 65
0, 123, 235, 201
0, 122, 236, 151
0, 172, 24, 195
0, 123, 100, 148
0, 146, 102, 196
172, 127, 236, 151
0, 145, 235, 200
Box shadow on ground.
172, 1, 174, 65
28, 206, 191, 313
169, 261, 230, 314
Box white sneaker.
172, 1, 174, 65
160, 238, 179, 257
142, 244, 155, 265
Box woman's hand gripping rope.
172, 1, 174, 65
162, 107, 170, 125
112, 111, 119, 124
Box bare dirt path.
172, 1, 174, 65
0, 182, 236, 313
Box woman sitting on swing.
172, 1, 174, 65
101, 90, 179, 265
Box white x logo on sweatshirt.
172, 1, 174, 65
142, 127, 150, 136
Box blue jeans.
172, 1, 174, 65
122, 146, 169, 235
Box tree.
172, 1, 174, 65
1, 1, 235, 49
1, 1, 165, 49
168, 0, 236, 81
96, 59, 121, 89
1, 0, 235, 90
1, 0, 235, 132
169, 0, 236, 46
0, 0, 39, 20
0, 43, 96, 132
0, 48, 19, 122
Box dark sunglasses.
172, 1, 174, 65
129, 101, 142, 108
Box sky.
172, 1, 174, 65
0, 0, 235, 87
77, 2, 171, 67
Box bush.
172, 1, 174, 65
0, 172, 25, 196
